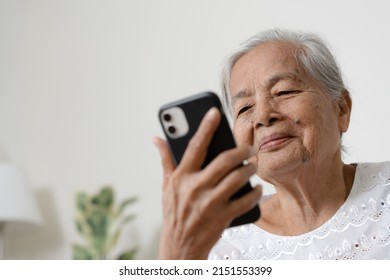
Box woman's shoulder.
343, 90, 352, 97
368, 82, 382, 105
352, 161, 390, 194
356, 161, 390, 173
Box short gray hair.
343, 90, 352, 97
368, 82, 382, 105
221, 28, 348, 114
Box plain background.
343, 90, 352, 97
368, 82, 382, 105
1, 0, 390, 259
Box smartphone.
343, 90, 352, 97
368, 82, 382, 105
158, 91, 260, 227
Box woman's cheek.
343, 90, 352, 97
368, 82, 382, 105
233, 121, 252, 146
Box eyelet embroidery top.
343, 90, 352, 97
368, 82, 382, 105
208, 162, 390, 260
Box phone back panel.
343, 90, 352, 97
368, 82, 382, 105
159, 92, 233, 167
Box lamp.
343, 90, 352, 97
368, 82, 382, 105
0, 163, 43, 259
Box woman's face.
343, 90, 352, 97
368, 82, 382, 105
230, 42, 350, 179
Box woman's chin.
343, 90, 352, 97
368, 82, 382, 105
256, 149, 310, 179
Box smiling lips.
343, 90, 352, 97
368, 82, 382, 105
258, 133, 294, 152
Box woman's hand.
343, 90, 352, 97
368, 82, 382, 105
154, 108, 262, 259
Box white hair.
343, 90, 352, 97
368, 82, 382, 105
221, 28, 348, 115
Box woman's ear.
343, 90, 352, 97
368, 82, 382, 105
338, 89, 352, 133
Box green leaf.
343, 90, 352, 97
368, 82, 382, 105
76, 192, 88, 213
106, 228, 121, 252
117, 197, 137, 217
72, 244, 95, 260
91, 186, 114, 209
110, 214, 136, 236
121, 214, 136, 226
93, 236, 108, 254
86, 209, 108, 241
117, 248, 137, 260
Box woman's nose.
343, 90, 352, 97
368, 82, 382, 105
253, 99, 281, 128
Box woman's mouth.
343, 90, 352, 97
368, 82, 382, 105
258, 133, 294, 152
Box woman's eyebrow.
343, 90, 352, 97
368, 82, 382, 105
266, 72, 302, 87
232, 90, 253, 106
233, 90, 252, 100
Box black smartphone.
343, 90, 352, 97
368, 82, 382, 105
158, 91, 260, 227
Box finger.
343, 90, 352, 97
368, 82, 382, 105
180, 107, 221, 171
226, 184, 262, 221
200, 145, 255, 188
153, 136, 176, 186
211, 162, 257, 202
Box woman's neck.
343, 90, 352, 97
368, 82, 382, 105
256, 157, 356, 236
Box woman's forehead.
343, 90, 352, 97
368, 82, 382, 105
229, 43, 312, 96
231, 43, 297, 77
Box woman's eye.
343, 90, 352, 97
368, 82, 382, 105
237, 105, 252, 117
276, 90, 300, 96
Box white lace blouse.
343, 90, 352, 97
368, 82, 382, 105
209, 162, 390, 260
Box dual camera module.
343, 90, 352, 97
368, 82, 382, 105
163, 113, 176, 134
160, 106, 189, 139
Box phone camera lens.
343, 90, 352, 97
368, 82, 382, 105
168, 126, 176, 134
163, 113, 172, 122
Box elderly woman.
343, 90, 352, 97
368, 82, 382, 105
154, 29, 390, 260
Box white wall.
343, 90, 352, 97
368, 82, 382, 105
1, 0, 389, 259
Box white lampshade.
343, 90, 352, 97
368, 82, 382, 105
0, 164, 42, 226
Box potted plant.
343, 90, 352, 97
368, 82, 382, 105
72, 186, 137, 259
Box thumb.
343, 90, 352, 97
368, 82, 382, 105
153, 136, 176, 187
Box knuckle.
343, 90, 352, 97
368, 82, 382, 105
188, 137, 199, 149
184, 185, 199, 202
199, 194, 218, 214
168, 172, 183, 191
227, 169, 244, 186
177, 174, 207, 202
212, 162, 232, 179
194, 174, 209, 189
187, 137, 202, 152
215, 151, 238, 169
